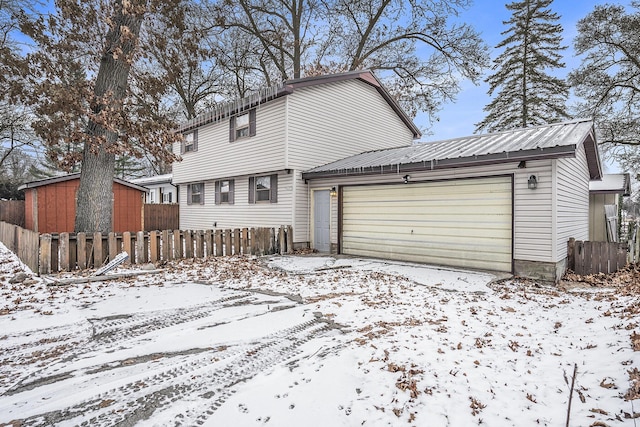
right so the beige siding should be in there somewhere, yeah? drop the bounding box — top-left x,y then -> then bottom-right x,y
555,144 -> 590,259
292,171 -> 309,243
286,80 -> 415,171
589,193 -> 617,241
341,177 -> 513,272
173,99 -> 288,185
178,172 -> 294,231
308,160 -> 555,263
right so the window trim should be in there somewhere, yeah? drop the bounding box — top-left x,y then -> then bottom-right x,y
248,174 -> 278,204
181,130 -> 198,154
215,179 -> 235,205
229,109 -> 256,142
187,182 -> 204,205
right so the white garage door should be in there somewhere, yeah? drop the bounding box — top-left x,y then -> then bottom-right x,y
342,176 -> 513,272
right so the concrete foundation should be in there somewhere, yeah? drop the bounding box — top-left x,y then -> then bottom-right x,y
514,259 -> 567,283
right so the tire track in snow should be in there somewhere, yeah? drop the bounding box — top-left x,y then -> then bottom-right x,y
1,292 -> 256,396
7,318 -> 332,426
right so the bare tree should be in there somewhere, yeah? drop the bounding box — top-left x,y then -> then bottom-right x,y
20,0 -> 184,232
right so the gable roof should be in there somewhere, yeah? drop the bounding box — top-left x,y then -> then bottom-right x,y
18,173 -> 148,192
303,119 -> 602,180
589,173 -> 631,195
179,70 -> 421,138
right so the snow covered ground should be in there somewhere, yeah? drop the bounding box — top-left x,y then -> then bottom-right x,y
0,243 -> 639,426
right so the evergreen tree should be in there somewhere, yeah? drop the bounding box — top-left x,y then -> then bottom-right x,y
476,0 -> 569,133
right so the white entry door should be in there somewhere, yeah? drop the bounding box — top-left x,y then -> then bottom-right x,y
313,190 -> 331,252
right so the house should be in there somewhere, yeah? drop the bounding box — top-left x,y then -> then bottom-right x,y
131,174 -> 177,204
18,174 -> 147,233
302,119 -> 603,282
172,70 -> 421,245
589,173 -> 631,242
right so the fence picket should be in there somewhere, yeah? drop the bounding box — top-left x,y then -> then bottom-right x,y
0,222 -> 292,275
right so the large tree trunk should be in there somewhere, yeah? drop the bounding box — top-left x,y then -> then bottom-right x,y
75,0 -> 145,233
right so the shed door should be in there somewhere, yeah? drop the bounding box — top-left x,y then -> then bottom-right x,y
341,176 -> 513,272
313,190 -> 331,252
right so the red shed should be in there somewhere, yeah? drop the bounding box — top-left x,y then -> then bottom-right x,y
19,174 -> 147,233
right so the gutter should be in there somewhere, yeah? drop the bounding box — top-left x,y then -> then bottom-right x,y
302,145 -> 577,180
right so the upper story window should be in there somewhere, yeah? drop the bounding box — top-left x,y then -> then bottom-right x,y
181,130 -> 198,153
187,182 -> 204,205
248,174 -> 278,204
215,179 -> 235,204
229,109 -> 256,142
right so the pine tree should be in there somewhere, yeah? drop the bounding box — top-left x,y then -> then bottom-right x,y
476,0 -> 569,133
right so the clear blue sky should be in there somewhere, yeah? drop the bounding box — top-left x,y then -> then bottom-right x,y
421,0 -> 621,143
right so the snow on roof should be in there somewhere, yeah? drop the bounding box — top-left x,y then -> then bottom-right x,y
130,173 -> 173,186
589,173 -> 631,195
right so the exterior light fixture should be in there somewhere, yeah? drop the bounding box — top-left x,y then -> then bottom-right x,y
403,175 -> 411,184
517,160 -> 526,169
330,186 -> 337,197
528,175 -> 538,190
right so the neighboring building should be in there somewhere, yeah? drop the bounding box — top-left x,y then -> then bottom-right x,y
589,173 -> 631,242
173,70 -> 421,245
131,174 -> 177,204
303,119 -> 603,281
18,174 -> 147,233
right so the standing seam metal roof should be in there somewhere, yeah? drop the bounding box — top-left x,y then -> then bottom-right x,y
303,119 -> 601,179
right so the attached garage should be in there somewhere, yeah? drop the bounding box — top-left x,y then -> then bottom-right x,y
341,176 -> 512,272
303,119 -> 604,281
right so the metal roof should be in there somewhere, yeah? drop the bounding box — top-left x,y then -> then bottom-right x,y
589,173 -> 631,195
303,119 -> 602,180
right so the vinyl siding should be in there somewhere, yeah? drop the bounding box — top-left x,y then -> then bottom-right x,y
307,160 -> 555,263
286,80 -> 415,171
173,98 -> 288,184
589,193 -> 617,241
555,144 -> 590,259
178,171 -> 294,233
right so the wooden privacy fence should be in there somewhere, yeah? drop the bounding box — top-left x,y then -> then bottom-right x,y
143,204 -> 179,231
567,238 -> 628,275
0,221 -> 293,275
0,200 -> 25,227
0,221 -> 39,272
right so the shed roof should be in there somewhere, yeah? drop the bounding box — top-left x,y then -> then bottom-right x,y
18,173 -> 148,192
178,70 -> 421,138
130,173 -> 173,186
589,173 -> 631,195
303,119 -> 602,180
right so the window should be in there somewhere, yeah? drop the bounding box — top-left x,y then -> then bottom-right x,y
162,192 -> 172,203
248,174 -> 278,204
187,183 -> 204,205
181,130 -> 198,153
215,179 -> 235,204
229,109 -> 256,142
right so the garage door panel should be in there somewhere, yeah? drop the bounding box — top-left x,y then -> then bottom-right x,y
342,177 -> 513,272
342,222 -> 512,240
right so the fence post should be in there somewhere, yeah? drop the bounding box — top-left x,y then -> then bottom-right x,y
184,230 -> 193,258
162,230 -> 171,260
242,228 -> 249,255
215,229 -> 223,256
77,232 -> 87,270
136,231 -> 147,264
93,232 -> 103,268
567,238 -> 575,271
286,225 -> 294,254
59,232 -> 70,271
224,229 -> 232,256
122,232 -> 132,265
149,230 -> 159,262
233,229 -> 240,256
195,230 -> 204,258
39,234 -> 52,275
